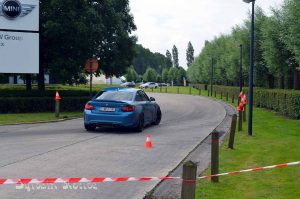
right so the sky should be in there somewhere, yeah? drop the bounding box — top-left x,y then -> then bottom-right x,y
129,0 -> 284,68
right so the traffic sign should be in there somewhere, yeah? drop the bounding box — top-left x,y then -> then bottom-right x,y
84,58 -> 98,73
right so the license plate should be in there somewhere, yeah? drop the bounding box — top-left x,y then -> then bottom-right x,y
100,107 -> 115,112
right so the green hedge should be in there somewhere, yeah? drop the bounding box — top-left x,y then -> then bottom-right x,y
192,84 -> 300,119
0,89 -> 99,98
0,97 -> 90,113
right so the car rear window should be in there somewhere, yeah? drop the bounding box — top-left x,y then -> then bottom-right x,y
96,91 -> 133,101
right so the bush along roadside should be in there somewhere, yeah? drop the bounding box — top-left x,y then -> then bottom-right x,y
192,84 -> 300,119
0,97 -> 90,113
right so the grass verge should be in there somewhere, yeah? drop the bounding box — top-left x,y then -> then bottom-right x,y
0,112 -> 82,125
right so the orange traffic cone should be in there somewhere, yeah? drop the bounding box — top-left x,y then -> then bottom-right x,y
145,134 -> 153,148
55,91 -> 61,101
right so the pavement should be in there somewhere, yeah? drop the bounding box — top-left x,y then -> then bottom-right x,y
0,93 -> 226,199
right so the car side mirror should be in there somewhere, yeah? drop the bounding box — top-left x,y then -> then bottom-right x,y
150,97 -> 155,101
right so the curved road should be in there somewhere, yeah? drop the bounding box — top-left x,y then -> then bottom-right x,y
0,93 -> 225,199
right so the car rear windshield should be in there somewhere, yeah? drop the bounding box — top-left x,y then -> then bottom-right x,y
96,91 -> 133,101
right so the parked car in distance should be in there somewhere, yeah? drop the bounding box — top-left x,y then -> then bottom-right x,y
84,88 -> 162,132
139,82 -> 159,89
120,81 -> 135,88
158,83 -> 169,87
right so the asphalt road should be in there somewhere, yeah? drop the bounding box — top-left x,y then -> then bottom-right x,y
0,93 -> 226,199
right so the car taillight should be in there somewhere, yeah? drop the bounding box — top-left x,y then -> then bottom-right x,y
121,105 -> 135,112
85,103 -> 94,110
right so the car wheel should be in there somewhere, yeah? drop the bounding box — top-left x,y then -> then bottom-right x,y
145,86 -> 148,89
153,108 -> 161,125
85,124 -> 96,131
134,114 -> 144,132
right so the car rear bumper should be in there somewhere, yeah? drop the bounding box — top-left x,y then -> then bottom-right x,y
84,110 -> 137,127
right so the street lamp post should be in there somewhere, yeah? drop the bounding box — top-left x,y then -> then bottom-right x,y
210,57 -> 214,96
243,0 -> 255,136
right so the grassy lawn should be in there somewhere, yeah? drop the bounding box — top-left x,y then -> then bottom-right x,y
195,108 -> 300,198
0,112 -> 82,125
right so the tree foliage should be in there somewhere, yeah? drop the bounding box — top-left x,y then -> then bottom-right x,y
125,66 -> 138,82
40,0 -> 136,86
143,67 -> 158,82
188,1 -> 300,90
132,44 -> 172,75
172,45 -> 179,67
186,41 -> 195,67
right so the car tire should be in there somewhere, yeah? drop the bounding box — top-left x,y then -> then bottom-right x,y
134,114 -> 144,132
85,124 -> 96,131
153,108 -> 161,125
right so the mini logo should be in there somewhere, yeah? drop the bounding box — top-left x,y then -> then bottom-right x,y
0,0 -> 35,20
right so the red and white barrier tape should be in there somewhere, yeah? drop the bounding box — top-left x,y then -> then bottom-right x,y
0,161 -> 299,185
198,161 -> 300,179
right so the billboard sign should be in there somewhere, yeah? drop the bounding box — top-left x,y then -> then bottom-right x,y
0,31 -> 39,73
0,0 -> 39,31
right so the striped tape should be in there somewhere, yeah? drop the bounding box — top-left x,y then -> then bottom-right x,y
198,161 -> 300,179
0,161 -> 299,185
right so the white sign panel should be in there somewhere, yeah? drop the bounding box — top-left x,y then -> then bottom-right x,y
0,31 -> 39,73
0,0 -> 39,31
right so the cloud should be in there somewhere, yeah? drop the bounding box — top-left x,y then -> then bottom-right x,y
130,0 -> 284,68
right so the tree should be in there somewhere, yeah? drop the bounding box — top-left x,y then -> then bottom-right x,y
162,68 -> 169,83
143,67 -> 157,82
186,41 -> 194,67
172,45 -> 179,67
125,66 -> 138,82
281,0 -> 300,89
166,50 -> 172,67
39,0 -> 136,90
174,67 -> 186,85
132,44 -> 171,75
168,67 -> 177,84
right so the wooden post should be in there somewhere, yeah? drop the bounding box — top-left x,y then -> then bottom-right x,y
55,101 -> 60,118
199,89 -> 201,96
189,87 -> 192,95
228,114 -> 237,149
226,92 -> 228,101
214,91 -> 216,98
181,161 -> 197,199
177,87 -> 179,94
208,90 -> 210,96
221,92 -> 223,99
232,95 -> 234,104
243,105 -> 246,122
165,87 -> 167,93
160,87 -> 162,93
238,110 -> 242,131
151,88 -> 154,92
211,131 -> 219,183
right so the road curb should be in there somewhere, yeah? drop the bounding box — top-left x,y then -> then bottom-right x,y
146,97 -> 236,199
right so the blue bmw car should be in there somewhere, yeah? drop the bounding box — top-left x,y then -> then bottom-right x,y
84,88 -> 161,132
